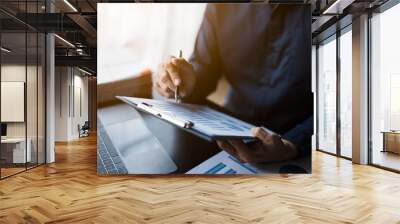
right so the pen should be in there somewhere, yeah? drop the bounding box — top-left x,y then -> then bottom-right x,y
175,50 -> 183,103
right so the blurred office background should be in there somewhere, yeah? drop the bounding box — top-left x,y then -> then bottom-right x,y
314,1 -> 400,171
97,4 -> 205,84
0,0 -> 97,179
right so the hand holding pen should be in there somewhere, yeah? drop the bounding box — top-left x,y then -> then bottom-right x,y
155,49 -> 197,101
174,50 -> 183,103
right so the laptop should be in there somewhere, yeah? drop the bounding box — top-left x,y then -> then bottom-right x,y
97,104 -> 177,174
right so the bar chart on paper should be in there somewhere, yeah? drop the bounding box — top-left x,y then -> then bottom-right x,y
186,151 -> 258,174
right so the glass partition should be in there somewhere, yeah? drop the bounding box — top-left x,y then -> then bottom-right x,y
1,31 -> 28,177
0,1 -> 46,179
38,32 -> 45,165
26,0 -> 45,169
27,31 -> 38,169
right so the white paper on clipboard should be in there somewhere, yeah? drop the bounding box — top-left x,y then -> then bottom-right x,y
117,96 -> 256,139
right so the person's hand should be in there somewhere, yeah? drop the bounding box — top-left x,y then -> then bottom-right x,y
216,127 -> 298,163
155,56 -> 197,99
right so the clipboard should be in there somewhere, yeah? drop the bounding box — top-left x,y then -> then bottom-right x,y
116,96 -> 256,142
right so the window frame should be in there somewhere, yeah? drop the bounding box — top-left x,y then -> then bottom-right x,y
315,22 -> 353,161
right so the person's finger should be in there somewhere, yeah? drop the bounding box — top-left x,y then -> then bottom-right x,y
165,60 -> 181,87
157,76 -> 171,92
155,82 -> 173,98
216,140 -> 236,156
155,82 -> 167,97
251,127 -> 274,145
159,65 -> 176,91
228,140 -> 255,163
154,83 -> 165,97
157,64 -> 173,85
171,57 -> 191,68
171,58 -> 194,97
216,140 -> 243,162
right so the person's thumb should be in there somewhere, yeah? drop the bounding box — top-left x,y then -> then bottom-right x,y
251,127 -> 278,145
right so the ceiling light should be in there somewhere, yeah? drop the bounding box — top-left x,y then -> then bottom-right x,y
323,0 -> 354,15
54,34 -> 75,48
78,67 -> 93,76
63,0 -> 78,12
1,47 -> 11,53
76,48 -> 86,56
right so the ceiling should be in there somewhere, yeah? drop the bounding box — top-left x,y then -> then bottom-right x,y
0,0 -> 391,75
0,0 -> 100,73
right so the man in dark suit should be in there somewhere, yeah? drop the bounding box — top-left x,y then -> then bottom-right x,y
155,4 -> 312,163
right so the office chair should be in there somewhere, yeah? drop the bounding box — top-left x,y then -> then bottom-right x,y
79,121 -> 90,138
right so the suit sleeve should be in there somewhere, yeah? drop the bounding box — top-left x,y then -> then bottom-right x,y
282,116 -> 313,158
186,5 -> 222,103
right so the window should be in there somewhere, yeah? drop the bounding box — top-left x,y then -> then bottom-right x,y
317,36 -> 337,154
370,2 -> 400,171
316,25 -> 353,159
339,28 -> 352,158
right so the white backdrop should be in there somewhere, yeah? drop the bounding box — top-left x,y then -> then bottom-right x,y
97,3 -> 206,84
1,82 -> 25,122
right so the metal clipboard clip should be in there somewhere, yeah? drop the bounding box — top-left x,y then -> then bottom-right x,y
137,102 -> 194,129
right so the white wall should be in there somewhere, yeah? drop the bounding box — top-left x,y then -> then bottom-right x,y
55,67 -> 69,141
1,63 -> 46,164
75,73 -> 89,123
1,65 -> 26,141
54,67 -> 89,141
1,82 -> 25,122
1,65 -> 35,138
71,74 -> 89,138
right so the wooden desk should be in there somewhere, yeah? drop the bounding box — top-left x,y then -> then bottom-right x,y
1,138 -> 31,164
382,131 -> 400,154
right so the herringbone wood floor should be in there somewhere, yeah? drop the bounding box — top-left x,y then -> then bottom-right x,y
1,135 -> 400,224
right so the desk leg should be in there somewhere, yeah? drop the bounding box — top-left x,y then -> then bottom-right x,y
382,133 -> 386,153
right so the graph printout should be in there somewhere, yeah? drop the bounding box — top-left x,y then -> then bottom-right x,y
186,151 -> 258,174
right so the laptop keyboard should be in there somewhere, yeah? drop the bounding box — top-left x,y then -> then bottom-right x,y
97,121 -> 128,175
